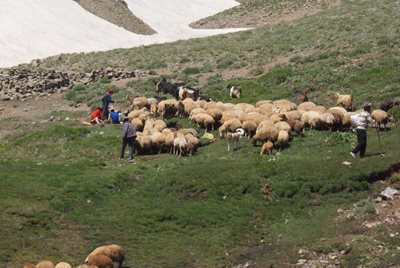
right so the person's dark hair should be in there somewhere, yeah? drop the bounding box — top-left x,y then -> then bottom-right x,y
123,117 -> 129,122
363,102 -> 372,111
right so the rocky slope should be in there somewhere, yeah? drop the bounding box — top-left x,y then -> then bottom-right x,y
73,0 -> 155,35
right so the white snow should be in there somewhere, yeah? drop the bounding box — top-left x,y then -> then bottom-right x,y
0,0 -> 248,68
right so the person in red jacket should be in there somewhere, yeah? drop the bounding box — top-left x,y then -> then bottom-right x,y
90,107 -> 103,124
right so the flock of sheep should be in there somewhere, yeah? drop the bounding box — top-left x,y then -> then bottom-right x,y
124,91 -> 389,156
23,245 -> 125,268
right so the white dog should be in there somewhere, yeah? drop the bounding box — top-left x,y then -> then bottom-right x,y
226,128 -> 245,151
229,86 -> 242,98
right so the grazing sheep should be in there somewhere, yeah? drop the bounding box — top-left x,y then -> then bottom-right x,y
257,120 -> 275,131
85,245 -> 125,268
371,109 -> 388,130
240,112 -> 267,125
301,111 -> 322,129
280,114 -> 304,135
165,132 -> 177,154
226,128 -> 245,151
178,128 -> 198,137
281,110 -> 302,121
86,255 -> 113,268
23,263 -> 36,268
229,86 -> 242,98
273,99 -> 297,112
135,134 -> 152,154
173,137 -> 188,156
157,99 -> 178,118
130,96 -> 148,110
256,100 -> 273,107
191,113 -> 215,131
252,126 -> 279,146
130,118 -> 144,131
55,262 -> 72,268
275,130 -> 290,151
242,120 -> 257,138
153,119 -> 167,132
274,121 -> 291,133
260,141 -> 274,155
189,107 -> 206,119
334,92 -> 353,111
206,107 -> 223,123
313,105 -> 327,114
218,118 -> 242,137
298,101 -> 317,111
269,114 -> 282,124
150,131 -> 166,154
320,112 -> 335,130
186,136 -> 200,156
36,261 -> 54,268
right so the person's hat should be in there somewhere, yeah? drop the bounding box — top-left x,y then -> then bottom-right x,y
108,88 -> 114,94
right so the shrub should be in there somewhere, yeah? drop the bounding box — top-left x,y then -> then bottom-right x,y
182,67 -> 201,75
100,76 -> 110,83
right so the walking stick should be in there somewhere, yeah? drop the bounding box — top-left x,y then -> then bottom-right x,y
375,127 -> 385,157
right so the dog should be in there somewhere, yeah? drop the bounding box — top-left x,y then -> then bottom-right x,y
226,128 -> 245,151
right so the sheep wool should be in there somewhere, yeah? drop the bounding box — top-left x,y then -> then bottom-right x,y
371,109 -> 388,130
23,263 -> 36,268
86,245 -> 125,268
54,262 -> 72,268
36,261 -> 54,268
260,141 -> 274,155
87,255 -> 113,268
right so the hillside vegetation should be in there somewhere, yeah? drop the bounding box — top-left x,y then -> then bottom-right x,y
2,0 -> 400,267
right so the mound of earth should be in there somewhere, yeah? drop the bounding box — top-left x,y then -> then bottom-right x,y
74,0 -> 155,35
190,0 -> 341,29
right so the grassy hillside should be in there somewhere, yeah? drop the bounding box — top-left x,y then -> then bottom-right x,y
2,0 -> 400,267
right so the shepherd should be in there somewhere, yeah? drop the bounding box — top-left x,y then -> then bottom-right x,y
101,88 -> 114,120
350,102 -> 375,158
120,117 -> 137,161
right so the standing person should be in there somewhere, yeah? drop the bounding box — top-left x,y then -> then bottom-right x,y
350,102 -> 375,158
101,88 -> 114,120
120,117 -> 137,161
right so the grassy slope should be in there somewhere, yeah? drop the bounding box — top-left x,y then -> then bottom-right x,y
1,0 -> 400,267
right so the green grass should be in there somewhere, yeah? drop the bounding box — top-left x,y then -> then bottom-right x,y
3,0 -> 400,266
1,116 -> 399,266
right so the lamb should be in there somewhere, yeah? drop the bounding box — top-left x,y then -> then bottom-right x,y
85,244 -> 125,268
252,126 -> 279,146
54,262 -> 72,268
86,255 -> 113,268
242,120 -> 257,138
226,128 -> 245,151
173,137 -> 188,156
186,135 -> 200,156
334,92 -> 353,111
218,118 -> 242,137
36,261 -> 55,268
260,141 -> 274,155
371,109 -> 388,130
275,130 -> 290,151
229,86 -> 242,98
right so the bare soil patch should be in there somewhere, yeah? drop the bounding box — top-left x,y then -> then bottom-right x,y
73,0 -> 155,35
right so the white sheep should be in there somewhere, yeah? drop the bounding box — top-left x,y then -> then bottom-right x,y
252,126 -> 279,146
173,137 -> 188,156
54,262 -> 71,268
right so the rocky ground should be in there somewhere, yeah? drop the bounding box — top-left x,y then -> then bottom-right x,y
0,67 -> 142,101
73,0 -> 155,35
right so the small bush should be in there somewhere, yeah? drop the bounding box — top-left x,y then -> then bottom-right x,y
354,199 -> 376,215
182,67 -> 201,75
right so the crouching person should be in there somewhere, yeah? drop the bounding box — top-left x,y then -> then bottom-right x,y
121,117 -> 137,161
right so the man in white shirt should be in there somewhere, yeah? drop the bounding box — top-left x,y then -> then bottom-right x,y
350,103 -> 375,158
